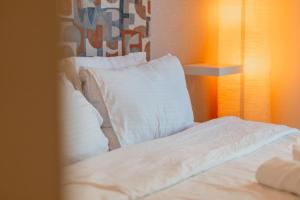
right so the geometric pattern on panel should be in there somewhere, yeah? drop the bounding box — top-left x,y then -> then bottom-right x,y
59,0 -> 151,60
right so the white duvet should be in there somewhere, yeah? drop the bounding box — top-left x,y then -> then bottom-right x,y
63,117 -> 300,200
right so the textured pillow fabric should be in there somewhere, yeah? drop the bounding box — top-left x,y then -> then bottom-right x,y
87,55 -> 194,147
79,69 -> 112,128
79,70 -> 121,150
60,75 -> 109,165
59,52 -> 147,91
78,53 -> 147,150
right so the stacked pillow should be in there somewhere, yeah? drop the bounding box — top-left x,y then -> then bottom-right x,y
59,53 -> 148,165
59,52 -> 147,91
75,53 -> 148,149
79,54 -> 194,148
59,74 -> 108,165
60,52 -> 194,158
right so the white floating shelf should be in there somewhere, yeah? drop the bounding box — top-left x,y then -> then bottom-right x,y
184,64 -> 242,76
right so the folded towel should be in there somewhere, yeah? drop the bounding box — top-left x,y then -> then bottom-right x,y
256,157 -> 300,196
293,145 -> 300,161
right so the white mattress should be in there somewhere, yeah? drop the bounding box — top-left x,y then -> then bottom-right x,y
63,117 -> 300,200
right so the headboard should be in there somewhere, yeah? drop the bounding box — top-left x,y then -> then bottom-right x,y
59,0 -> 151,60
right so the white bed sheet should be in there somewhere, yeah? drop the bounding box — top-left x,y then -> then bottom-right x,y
143,134 -> 300,200
63,117 -> 300,200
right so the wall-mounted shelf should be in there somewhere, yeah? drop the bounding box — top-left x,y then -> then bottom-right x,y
184,64 -> 242,76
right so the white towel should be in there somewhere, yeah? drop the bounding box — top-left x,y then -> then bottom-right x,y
256,157 -> 300,196
293,145 -> 300,161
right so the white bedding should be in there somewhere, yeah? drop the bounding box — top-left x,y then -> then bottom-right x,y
143,134 -> 300,200
63,117 -> 300,200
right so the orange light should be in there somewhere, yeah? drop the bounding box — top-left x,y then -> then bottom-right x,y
242,0 -> 271,121
217,0 -> 243,117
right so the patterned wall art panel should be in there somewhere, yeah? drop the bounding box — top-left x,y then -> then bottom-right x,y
58,0 -> 151,60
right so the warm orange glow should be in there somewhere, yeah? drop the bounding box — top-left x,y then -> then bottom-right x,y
204,0 -> 272,122
270,1 -> 300,128
218,0 -> 242,65
242,0 -> 271,122
219,3 -> 242,27
204,0 -> 300,125
217,0 -> 242,117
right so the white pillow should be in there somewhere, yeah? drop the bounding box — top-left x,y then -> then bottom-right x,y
86,55 -> 194,147
60,75 -> 109,165
59,52 -> 147,90
77,52 -> 146,70
78,53 -> 147,150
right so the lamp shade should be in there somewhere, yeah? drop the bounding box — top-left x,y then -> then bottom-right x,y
215,0 -> 271,122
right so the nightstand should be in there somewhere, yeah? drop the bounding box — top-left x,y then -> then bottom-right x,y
184,64 -> 242,122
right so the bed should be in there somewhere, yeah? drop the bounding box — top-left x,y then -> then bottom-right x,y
63,117 -> 300,200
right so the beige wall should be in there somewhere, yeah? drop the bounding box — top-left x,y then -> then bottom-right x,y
151,0 -> 206,64
271,1 -> 300,129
